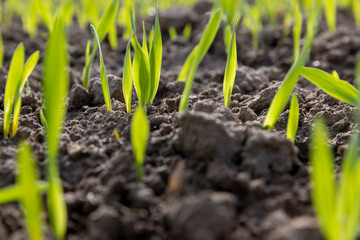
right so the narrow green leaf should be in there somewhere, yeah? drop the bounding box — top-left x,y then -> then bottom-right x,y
17,141 -> 44,240
263,43 -> 311,130
332,70 -> 340,79
179,9 -> 222,111
223,24 -> 232,55
182,23 -> 192,41
12,51 -> 40,137
123,39 -> 133,113
322,0 -> 336,33
310,118 -> 338,240
85,40 -> 91,61
90,24 -> 112,110
82,40 -> 97,89
149,28 -> 154,51
355,55 -> 360,89
39,108 -> 48,131
223,16 -> 239,107
96,0 -> 119,42
48,177 -> 67,240
337,132 -> 360,240
177,45 -> 198,82
82,0 -> 119,89
142,21 -> 148,55
301,67 -> 360,106
169,27 -> 178,41
132,33 -> 151,108
0,185 -> 20,204
43,16 -> 68,240
293,4 -> 302,61
286,94 -> 299,143
3,43 -> 25,137
108,23 -> 118,50
131,107 -> 149,181
149,4 -> 162,103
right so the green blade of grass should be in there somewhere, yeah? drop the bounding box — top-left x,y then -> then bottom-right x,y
0,185 -> 20,204
322,0 -> 336,33
131,107 -> 149,181
142,21 -> 148,55
12,50 -> 40,137
90,24 -> 112,110
17,141 -> 44,240
263,43 -> 311,130
355,55 -> 360,88
223,16 -> 239,107
149,27 -> 154,51
123,38 -> 133,113
301,67 -> 360,106
310,118 -> 338,240
337,132 -> 360,240
42,16 -> 68,240
108,23 -> 118,50
82,0 -> 119,89
177,45 -> 198,82
223,24 -> 232,55
179,9 -> 222,111
169,27 -> 177,41
149,1 -> 162,103
132,33 -> 151,108
182,23 -> 192,41
3,43 -> 25,137
96,0 -> 119,42
293,4 -> 302,61
286,94 -> 299,143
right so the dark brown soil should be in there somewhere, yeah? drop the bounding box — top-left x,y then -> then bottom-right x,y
0,2 -> 359,239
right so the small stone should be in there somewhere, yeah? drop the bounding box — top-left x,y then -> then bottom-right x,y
67,144 -> 83,158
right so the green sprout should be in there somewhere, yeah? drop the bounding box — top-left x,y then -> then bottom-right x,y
0,141 -> 48,240
178,9 -> 222,111
286,94 -> 299,143
3,43 -> 39,137
169,26 -> 178,41
131,30 -> 151,108
42,16 -> 69,240
118,0 -> 132,39
223,16 -> 239,107
123,38 -> 133,113
310,118 -> 360,240
322,0 -> 336,33
242,3 -> 262,51
90,24 -> 112,110
263,43 -> 311,130
148,0 -> 162,103
131,107 -> 150,181
293,3 -> 302,61
182,23 -> 192,41
301,67 -> 360,106
129,0 -> 162,108
82,0 -> 119,89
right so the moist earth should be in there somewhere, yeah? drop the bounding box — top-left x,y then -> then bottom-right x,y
0,1 -> 359,239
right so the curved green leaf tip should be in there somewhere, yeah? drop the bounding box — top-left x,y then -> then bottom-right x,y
90,24 -> 112,111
